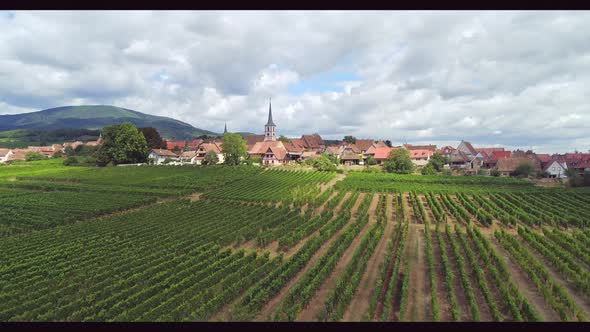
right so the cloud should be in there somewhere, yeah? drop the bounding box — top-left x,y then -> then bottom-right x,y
0,11 -> 588,153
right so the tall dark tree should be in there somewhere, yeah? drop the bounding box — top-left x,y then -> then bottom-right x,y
139,127 -> 166,149
343,135 -> 357,144
384,140 -> 392,147
96,122 -> 149,166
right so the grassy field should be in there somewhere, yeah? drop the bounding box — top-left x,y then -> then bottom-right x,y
1,162 -> 590,321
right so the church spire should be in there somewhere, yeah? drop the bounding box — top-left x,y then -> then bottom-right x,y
266,98 -> 276,127
224,122 -> 227,134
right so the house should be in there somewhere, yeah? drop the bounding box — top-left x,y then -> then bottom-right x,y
438,146 -> 456,159
165,140 -> 185,150
148,149 -> 179,165
355,139 -> 377,154
475,147 -> 505,157
0,149 -> 13,163
300,151 -> 319,161
542,160 -> 568,178
365,146 -> 393,164
63,141 -> 84,151
484,150 -> 511,168
249,141 -> 289,165
194,142 -> 224,165
179,151 -> 198,164
324,146 -> 341,159
341,152 -> 360,166
7,149 -> 27,161
243,134 -> 266,151
404,144 -> 437,152
496,157 -> 542,176
409,149 -> 433,167
26,146 -> 54,157
300,134 -> 325,152
283,141 -> 304,162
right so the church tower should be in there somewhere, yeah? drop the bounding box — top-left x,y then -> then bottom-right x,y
224,122 -> 228,134
264,99 -> 276,141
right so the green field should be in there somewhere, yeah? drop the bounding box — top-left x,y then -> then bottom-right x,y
1,163 -> 590,322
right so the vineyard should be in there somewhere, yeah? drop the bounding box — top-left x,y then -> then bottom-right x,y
1,165 -> 590,322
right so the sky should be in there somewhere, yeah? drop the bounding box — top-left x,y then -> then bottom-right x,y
0,11 -> 589,153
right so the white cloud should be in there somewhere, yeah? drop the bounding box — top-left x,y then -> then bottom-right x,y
0,11 -> 588,152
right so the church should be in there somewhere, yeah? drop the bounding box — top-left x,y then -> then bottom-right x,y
247,100 -> 304,165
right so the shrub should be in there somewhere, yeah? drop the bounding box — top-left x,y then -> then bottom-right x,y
490,169 -> 501,177
25,151 -> 45,161
421,164 -> 436,175
63,156 -> 79,166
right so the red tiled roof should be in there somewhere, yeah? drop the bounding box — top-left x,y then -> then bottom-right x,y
410,149 -> 433,159
7,149 -> 27,161
301,134 -> 324,149
341,152 -> 360,160
535,154 -> 552,163
197,143 -> 222,154
490,151 -> 511,160
0,148 -> 10,157
366,146 -> 393,160
165,141 -> 186,150
188,139 -> 203,149
476,148 -> 505,156
438,146 -> 456,155
343,144 -> 361,154
355,139 -> 375,152
460,141 -> 477,155
151,149 -> 179,157
404,144 -> 437,151
324,146 -> 340,155
249,141 -> 288,161
283,142 -> 304,153
291,139 -> 305,149
496,157 -> 541,173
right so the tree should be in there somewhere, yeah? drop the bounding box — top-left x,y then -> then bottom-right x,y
184,141 -> 191,152
203,150 -> 219,165
139,127 -> 166,149
52,150 -> 64,158
25,151 -> 45,161
366,156 -> 377,165
311,154 -> 337,172
565,168 -> 583,187
512,161 -> 535,178
383,148 -> 414,174
426,152 -> 449,172
490,169 -> 501,177
384,140 -> 392,147
95,122 -> 149,166
421,164 -> 436,175
278,135 -> 291,143
171,146 -> 182,154
221,133 -> 247,166
343,136 -> 356,144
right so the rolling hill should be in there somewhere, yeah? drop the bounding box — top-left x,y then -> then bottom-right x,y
0,105 -> 218,140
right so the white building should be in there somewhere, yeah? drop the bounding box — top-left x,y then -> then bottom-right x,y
543,160 -> 568,179
148,149 -> 180,165
0,149 -> 13,163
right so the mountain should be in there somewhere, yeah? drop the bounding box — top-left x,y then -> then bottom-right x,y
0,105 -> 218,140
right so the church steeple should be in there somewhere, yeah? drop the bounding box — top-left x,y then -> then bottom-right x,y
264,98 -> 276,141
224,122 -> 227,134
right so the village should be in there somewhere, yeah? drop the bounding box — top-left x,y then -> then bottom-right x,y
1,101 -> 589,181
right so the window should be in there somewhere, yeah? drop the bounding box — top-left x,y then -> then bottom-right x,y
552,167 -> 555,171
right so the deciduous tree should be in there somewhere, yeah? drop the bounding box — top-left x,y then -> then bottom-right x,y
96,122 -> 149,165
221,133 -> 247,166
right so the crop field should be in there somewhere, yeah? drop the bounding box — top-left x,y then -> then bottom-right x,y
1,164 -> 590,322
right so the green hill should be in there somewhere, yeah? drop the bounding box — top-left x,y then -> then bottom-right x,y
0,105 -> 218,140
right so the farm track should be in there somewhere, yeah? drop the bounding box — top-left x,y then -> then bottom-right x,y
444,229 -> 470,321
487,236 -> 561,321
518,237 -> 590,316
254,192 -> 365,321
459,233 -> 493,321
341,193 -> 395,321
405,224 -> 428,321
296,194 -> 379,321
430,231 -> 452,321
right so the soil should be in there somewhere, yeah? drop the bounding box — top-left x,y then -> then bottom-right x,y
296,194 -> 379,321
404,225 -> 428,321
459,238 -> 493,321
444,231 -> 471,321
519,238 -> 590,317
487,236 -> 561,321
254,192 -> 364,321
430,231 -> 452,321
341,194 -> 396,321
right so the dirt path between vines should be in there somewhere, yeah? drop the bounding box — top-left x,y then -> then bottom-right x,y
488,236 -> 561,321
341,194 -> 395,321
444,231 -> 471,321
405,224 -> 428,321
430,231 -> 452,321
296,193 -> 377,321
254,192 -> 364,321
320,173 -> 346,193
519,239 -> 590,317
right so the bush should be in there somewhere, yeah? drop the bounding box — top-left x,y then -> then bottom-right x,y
52,150 -> 64,158
25,151 -> 45,161
421,164 -> 436,175
366,156 -> 377,166
442,169 -> 453,176
63,156 -> 79,166
477,168 -> 487,176
490,169 -> 501,177
512,162 -> 535,178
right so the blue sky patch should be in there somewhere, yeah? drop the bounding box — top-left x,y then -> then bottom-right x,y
288,70 -> 361,95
